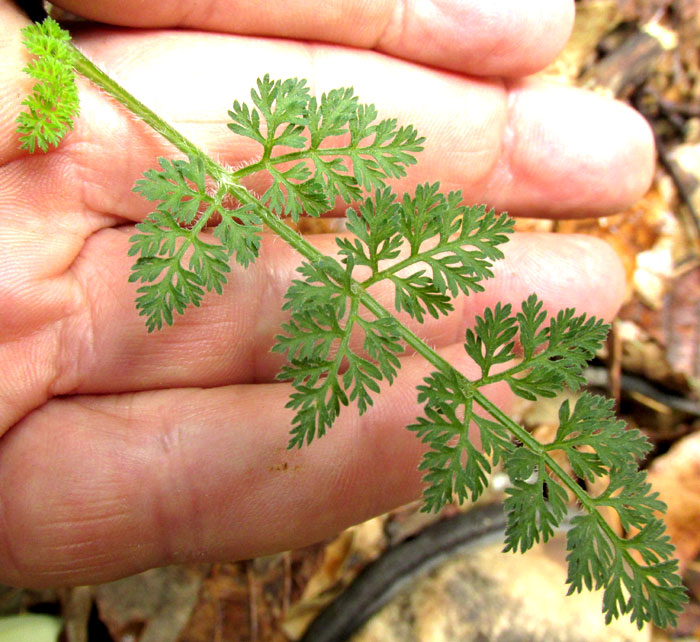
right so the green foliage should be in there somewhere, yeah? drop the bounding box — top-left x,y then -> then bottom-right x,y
128,155 -> 262,331
339,184 -> 514,322
17,18 -> 79,152
17,18 -> 688,629
465,294 -> 609,397
409,372 -> 496,510
548,394 -> 650,482
567,513 -> 683,628
272,184 -> 513,446
228,74 -> 424,220
503,457 -> 570,551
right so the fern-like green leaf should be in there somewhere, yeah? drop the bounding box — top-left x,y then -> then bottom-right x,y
16,52 -> 688,629
591,466 -> 667,532
128,155 -> 261,329
339,185 -> 513,323
503,465 -> 569,553
547,394 -> 651,481
280,258 -> 347,313
134,156 -> 208,223
17,18 -> 79,152
228,75 -> 309,151
467,294 -> 609,399
275,293 -> 401,447
356,316 -> 402,384
409,370 -> 497,511
464,303 -> 518,378
229,78 -> 424,218
567,513 -> 685,628
337,187 -> 403,271
264,165 -> 329,220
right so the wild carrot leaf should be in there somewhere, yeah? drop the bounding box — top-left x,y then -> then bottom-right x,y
503,465 -> 570,552
546,394 -> 650,481
16,25 -> 688,628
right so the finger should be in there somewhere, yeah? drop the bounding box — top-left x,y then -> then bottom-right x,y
0,2 -> 33,162
52,0 -> 574,77
0,343 -> 511,587
24,29 -> 653,220
49,230 -> 623,395
479,77 -> 656,217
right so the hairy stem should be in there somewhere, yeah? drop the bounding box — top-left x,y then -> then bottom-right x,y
70,45 -> 215,174
70,44 -> 329,262
69,43 -> 641,558
69,42 -> 476,389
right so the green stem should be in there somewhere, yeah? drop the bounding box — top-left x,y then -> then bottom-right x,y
477,392 -> 626,557
70,45 -> 220,178
69,43 -> 326,266
231,145 -> 398,179
69,45 -> 624,554
71,43 -> 546,453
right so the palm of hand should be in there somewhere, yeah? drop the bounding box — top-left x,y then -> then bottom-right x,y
0,0 -> 652,588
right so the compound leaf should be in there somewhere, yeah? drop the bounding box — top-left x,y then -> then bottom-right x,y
17,18 -> 79,152
129,156 -> 261,329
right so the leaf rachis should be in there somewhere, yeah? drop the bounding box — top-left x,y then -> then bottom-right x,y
16,17 -> 688,629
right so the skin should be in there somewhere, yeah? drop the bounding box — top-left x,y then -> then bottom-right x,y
0,0 -> 652,588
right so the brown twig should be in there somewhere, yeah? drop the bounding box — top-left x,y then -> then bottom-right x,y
632,89 -> 700,247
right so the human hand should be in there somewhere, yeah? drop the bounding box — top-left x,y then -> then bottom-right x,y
0,0 -> 653,587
